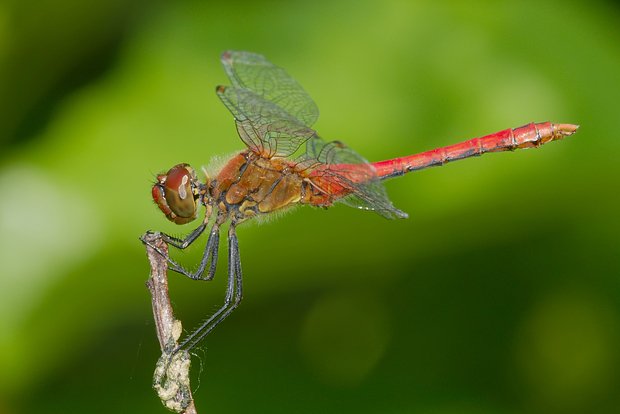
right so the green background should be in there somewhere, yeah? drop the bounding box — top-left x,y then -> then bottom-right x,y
1,0 -> 618,413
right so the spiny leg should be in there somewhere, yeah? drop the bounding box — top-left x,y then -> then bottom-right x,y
142,224 -> 219,281
174,223 -> 243,353
160,223 -> 207,249
168,225 -> 221,281
141,223 -> 206,271
142,206 -> 226,280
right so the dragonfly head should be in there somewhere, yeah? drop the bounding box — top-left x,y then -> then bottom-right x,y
152,163 -> 200,225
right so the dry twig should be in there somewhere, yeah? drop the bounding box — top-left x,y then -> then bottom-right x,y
143,231 -> 198,414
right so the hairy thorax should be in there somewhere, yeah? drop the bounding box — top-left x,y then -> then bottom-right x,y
210,151 -> 307,221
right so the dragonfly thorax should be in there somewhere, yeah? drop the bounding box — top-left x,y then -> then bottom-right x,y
207,151 -> 306,223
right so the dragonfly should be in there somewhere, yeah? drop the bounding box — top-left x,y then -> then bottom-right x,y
146,50 -> 578,353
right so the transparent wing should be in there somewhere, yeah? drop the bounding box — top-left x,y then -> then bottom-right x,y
217,51 -> 321,158
217,85 -> 318,158
304,137 -> 408,219
221,51 -> 319,125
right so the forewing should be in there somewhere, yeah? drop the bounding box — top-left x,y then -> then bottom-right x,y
220,51 -> 319,127
217,86 -> 318,158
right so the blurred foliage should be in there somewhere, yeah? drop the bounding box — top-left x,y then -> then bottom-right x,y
0,0 -> 619,413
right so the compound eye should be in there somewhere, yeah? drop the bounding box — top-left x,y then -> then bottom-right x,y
152,164 -> 198,224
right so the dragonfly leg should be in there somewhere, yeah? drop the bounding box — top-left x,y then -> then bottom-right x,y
159,223 -> 207,249
158,204 -> 215,249
174,223 -> 243,352
167,226 -> 220,281
142,213 -> 223,280
140,223 -> 206,267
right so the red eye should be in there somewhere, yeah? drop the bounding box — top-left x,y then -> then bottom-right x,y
152,164 -> 198,224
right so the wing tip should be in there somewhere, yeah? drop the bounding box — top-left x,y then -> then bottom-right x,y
221,50 -> 233,62
397,211 -> 409,219
388,209 -> 409,220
